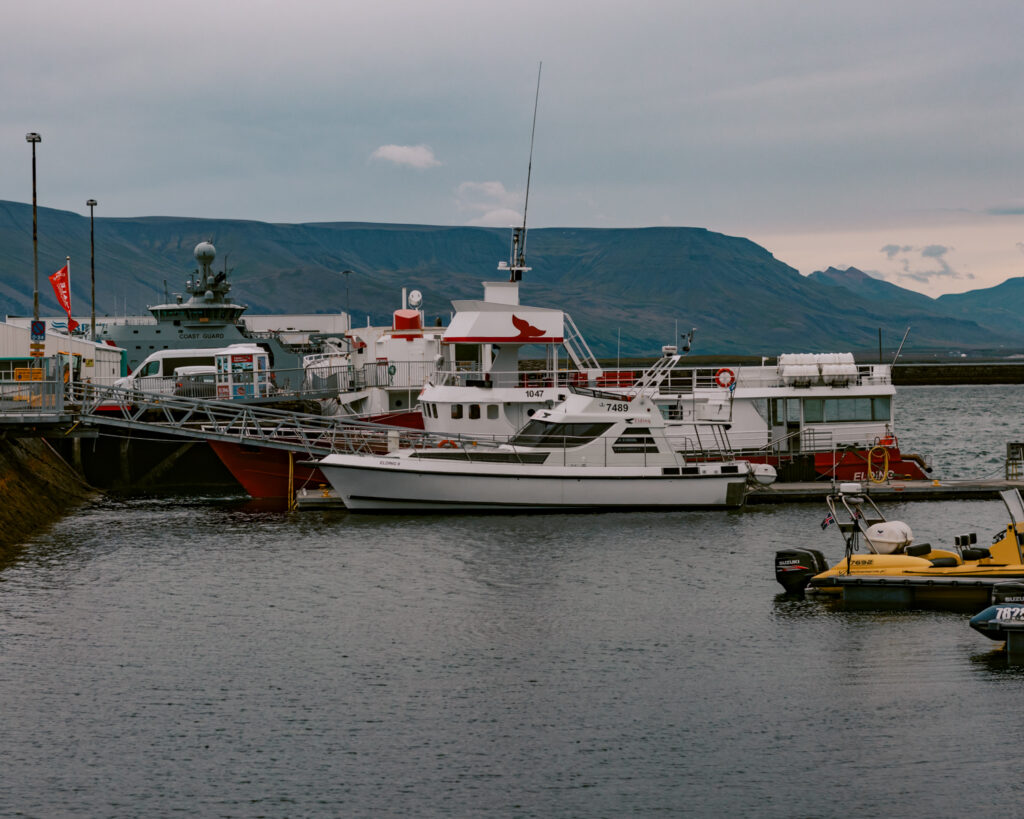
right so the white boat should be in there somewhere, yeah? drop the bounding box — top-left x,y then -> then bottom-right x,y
307,287 -> 445,425
416,245 -> 929,482
315,388 -> 775,512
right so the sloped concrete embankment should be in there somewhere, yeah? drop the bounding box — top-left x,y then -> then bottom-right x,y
0,437 -> 97,560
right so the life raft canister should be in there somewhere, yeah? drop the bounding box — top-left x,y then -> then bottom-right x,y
715,367 -> 736,388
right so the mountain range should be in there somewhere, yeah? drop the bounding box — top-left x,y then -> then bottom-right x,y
1,199 -> 1021,358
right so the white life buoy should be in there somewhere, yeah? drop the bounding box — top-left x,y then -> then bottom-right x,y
715,368 -> 736,389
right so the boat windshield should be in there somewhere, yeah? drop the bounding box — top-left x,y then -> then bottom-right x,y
510,421 -> 613,448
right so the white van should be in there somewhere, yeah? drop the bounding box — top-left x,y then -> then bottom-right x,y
115,344 -> 266,394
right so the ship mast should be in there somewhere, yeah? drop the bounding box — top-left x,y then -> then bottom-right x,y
501,62 -> 541,283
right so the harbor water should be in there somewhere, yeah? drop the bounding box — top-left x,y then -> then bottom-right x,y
3,385 -> 1024,817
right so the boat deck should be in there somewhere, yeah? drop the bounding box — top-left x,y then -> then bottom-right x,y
748,479 -> 1024,504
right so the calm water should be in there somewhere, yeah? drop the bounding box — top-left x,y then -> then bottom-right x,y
2,385 -> 1024,818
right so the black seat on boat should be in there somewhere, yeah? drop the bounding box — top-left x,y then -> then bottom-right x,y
929,558 -> 959,567
962,547 -> 991,560
904,543 -> 931,557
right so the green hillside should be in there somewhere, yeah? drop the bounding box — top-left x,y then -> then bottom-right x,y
1,200 -> 1020,357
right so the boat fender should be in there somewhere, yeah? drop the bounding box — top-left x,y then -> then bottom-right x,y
715,368 -> 735,388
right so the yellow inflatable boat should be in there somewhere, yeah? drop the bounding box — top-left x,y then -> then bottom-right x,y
775,483 -> 1024,605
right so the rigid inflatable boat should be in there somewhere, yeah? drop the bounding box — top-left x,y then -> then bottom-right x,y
775,484 -> 1024,606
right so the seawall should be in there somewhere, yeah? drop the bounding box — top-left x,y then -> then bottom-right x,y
892,362 -> 1024,385
0,437 -> 97,562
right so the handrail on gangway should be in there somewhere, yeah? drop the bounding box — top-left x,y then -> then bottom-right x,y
66,382 -> 426,457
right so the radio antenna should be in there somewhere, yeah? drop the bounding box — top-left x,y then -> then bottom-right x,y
503,62 -> 542,282
520,62 -> 542,263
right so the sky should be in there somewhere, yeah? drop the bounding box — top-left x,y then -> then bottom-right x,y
3,0 -> 1023,297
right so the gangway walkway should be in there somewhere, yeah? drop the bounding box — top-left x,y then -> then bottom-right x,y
66,382 -> 426,458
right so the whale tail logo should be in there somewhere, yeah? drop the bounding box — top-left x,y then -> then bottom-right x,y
511,314 -> 545,340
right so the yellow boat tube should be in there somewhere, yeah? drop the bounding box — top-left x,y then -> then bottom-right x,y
775,484 -> 1024,600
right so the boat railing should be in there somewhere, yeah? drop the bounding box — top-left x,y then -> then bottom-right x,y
728,426 -> 900,478
96,317 -> 158,328
434,366 -> 593,389
415,425 -> 736,468
649,362 -> 893,394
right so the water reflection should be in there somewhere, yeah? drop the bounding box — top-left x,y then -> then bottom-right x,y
8,478 -> 1024,814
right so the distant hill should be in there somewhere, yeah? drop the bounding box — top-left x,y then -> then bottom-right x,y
938,277 -> 1024,331
1,200 -> 1021,357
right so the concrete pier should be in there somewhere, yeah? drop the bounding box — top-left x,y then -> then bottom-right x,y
748,479 -> 1024,504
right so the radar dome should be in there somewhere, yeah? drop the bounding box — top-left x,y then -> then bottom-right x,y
194,242 -> 216,264
408,289 -> 423,308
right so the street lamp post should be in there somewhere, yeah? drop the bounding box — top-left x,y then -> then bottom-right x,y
26,132 -> 41,323
342,269 -> 353,332
87,199 -> 97,341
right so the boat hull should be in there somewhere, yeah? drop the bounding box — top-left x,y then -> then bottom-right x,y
809,573 -> 1024,607
318,454 -> 750,512
739,446 -> 928,482
208,440 -> 328,499
207,412 -> 424,499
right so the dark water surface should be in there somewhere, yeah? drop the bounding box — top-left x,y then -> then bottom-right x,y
3,385 -> 1024,817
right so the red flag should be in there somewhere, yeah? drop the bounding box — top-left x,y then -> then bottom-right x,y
48,264 -> 79,332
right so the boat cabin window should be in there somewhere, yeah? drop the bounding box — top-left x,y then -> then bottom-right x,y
803,396 -> 890,423
487,405 -> 499,420
453,344 -> 480,371
451,404 -> 463,419
772,398 -> 801,424
612,428 -> 659,454
469,404 -> 481,420
511,421 -> 613,448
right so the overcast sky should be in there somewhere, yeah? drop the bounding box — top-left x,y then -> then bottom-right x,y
3,0 -> 1022,296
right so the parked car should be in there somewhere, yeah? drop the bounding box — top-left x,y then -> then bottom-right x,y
172,365 -> 218,398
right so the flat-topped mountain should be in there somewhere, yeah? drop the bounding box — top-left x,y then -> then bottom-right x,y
0,200 -> 1019,357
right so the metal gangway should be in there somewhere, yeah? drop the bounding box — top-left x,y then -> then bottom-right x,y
66,382 -> 427,458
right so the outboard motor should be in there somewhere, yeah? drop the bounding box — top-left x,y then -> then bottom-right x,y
775,549 -> 829,594
969,581 -> 1024,641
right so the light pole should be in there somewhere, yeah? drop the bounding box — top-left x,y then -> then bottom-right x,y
26,132 -> 41,323
342,269 -> 353,332
87,199 -> 97,341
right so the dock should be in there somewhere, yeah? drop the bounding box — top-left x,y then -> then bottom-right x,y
748,479 -> 1024,504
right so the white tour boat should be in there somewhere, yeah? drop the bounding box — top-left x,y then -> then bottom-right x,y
415,232 -> 928,483
314,387 -> 775,512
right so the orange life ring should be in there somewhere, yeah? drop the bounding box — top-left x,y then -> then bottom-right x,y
438,439 -> 456,448
715,368 -> 736,388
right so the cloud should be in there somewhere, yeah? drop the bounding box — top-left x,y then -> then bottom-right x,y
986,204 -> 1024,215
877,243 -> 975,284
369,144 -> 440,169
881,244 -> 913,260
455,181 -> 523,227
